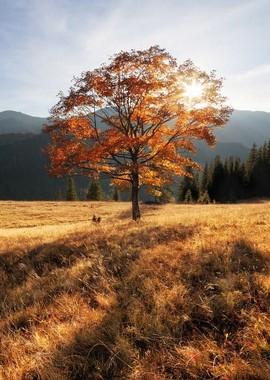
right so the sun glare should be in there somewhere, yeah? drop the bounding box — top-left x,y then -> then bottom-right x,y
184,81 -> 203,99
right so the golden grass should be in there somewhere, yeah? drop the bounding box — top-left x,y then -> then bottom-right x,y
0,200 -> 270,379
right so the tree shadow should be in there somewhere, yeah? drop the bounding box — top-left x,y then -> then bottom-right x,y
230,239 -> 267,274
45,238 -> 269,379
117,204 -> 162,220
2,228 -> 269,380
178,239 -> 269,342
0,223 -> 195,379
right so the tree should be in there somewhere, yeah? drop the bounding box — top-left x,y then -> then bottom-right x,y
208,156 -> 226,202
45,46 -> 231,220
112,186 -> 120,201
184,189 -> 193,204
86,180 -> 103,201
178,179 -> 186,203
198,190 -> 211,204
200,163 -> 209,194
246,143 -> 258,180
66,177 -> 77,201
178,167 -> 199,202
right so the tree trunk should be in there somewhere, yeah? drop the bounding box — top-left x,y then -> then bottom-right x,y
131,173 -> 141,221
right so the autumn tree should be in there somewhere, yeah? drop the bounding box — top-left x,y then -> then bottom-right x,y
45,46 -> 231,220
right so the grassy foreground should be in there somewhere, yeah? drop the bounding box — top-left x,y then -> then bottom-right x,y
0,201 -> 270,380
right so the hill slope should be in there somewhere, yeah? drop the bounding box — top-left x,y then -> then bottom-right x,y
0,109 -> 269,200
0,109 -> 269,146
0,110 -> 47,134
216,110 -> 270,146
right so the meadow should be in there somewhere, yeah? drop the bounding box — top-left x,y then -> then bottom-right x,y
0,201 -> 270,379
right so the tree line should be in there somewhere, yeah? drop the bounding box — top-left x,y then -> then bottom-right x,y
65,139 -> 270,203
65,177 -> 120,201
178,139 -> 270,203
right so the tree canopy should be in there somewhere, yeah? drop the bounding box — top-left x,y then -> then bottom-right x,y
45,46 -> 231,219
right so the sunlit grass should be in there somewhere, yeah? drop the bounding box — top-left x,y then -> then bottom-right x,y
0,200 -> 269,379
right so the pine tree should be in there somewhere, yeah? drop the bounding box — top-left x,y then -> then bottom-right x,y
198,190 -> 211,204
86,180 -> 103,201
266,140 -> 270,196
178,180 -> 186,202
112,186 -> 120,201
66,177 -> 77,201
201,164 -> 209,192
178,168 -> 199,203
246,143 -> 258,178
184,189 -> 193,204
262,142 -> 268,162
208,156 -> 226,202
267,140 -> 270,165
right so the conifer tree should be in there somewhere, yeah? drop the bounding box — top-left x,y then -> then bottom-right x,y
86,180 -> 103,201
178,180 -> 186,202
112,186 -> 120,201
198,190 -> 211,204
188,139 -> 270,203
267,140 -> 270,165
208,156 -> 226,202
184,189 -> 193,204
262,142 -> 268,162
178,168 -> 199,202
246,143 -> 258,178
199,163 -> 209,195
66,177 -> 77,201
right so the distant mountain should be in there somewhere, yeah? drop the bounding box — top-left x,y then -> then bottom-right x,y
0,109 -> 269,147
0,134 -> 63,200
195,141 -> 249,162
0,133 -> 107,200
0,110 -> 47,134
0,109 -> 269,200
216,110 -> 270,147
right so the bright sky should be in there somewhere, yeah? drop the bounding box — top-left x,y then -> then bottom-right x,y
0,0 -> 269,116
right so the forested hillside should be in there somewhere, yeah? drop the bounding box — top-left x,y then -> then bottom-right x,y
0,109 -> 269,200
178,140 -> 270,203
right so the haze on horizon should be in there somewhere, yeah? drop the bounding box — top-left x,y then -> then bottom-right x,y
0,0 -> 270,117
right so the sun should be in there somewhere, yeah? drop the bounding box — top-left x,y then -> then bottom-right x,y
184,80 -> 203,99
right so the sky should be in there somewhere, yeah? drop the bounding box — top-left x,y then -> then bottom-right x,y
0,0 -> 270,116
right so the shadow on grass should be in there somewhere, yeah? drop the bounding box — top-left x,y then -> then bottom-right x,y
47,239 -> 269,380
117,204 -> 162,220
45,240 -> 268,380
1,228 -> 269,380
0,223 -> 194,336
0,226 -> 193,380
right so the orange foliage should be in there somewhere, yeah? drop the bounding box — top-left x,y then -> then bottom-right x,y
45,46 -> 231,215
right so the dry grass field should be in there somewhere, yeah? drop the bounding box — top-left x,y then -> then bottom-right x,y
0,201 -> 270,379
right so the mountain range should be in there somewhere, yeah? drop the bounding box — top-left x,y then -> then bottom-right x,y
0,110 -> 47,134
0,109 -> 269,200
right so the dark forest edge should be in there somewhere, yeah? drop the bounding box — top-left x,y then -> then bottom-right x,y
63,139 -> 270,204
178,139 -> 270,204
